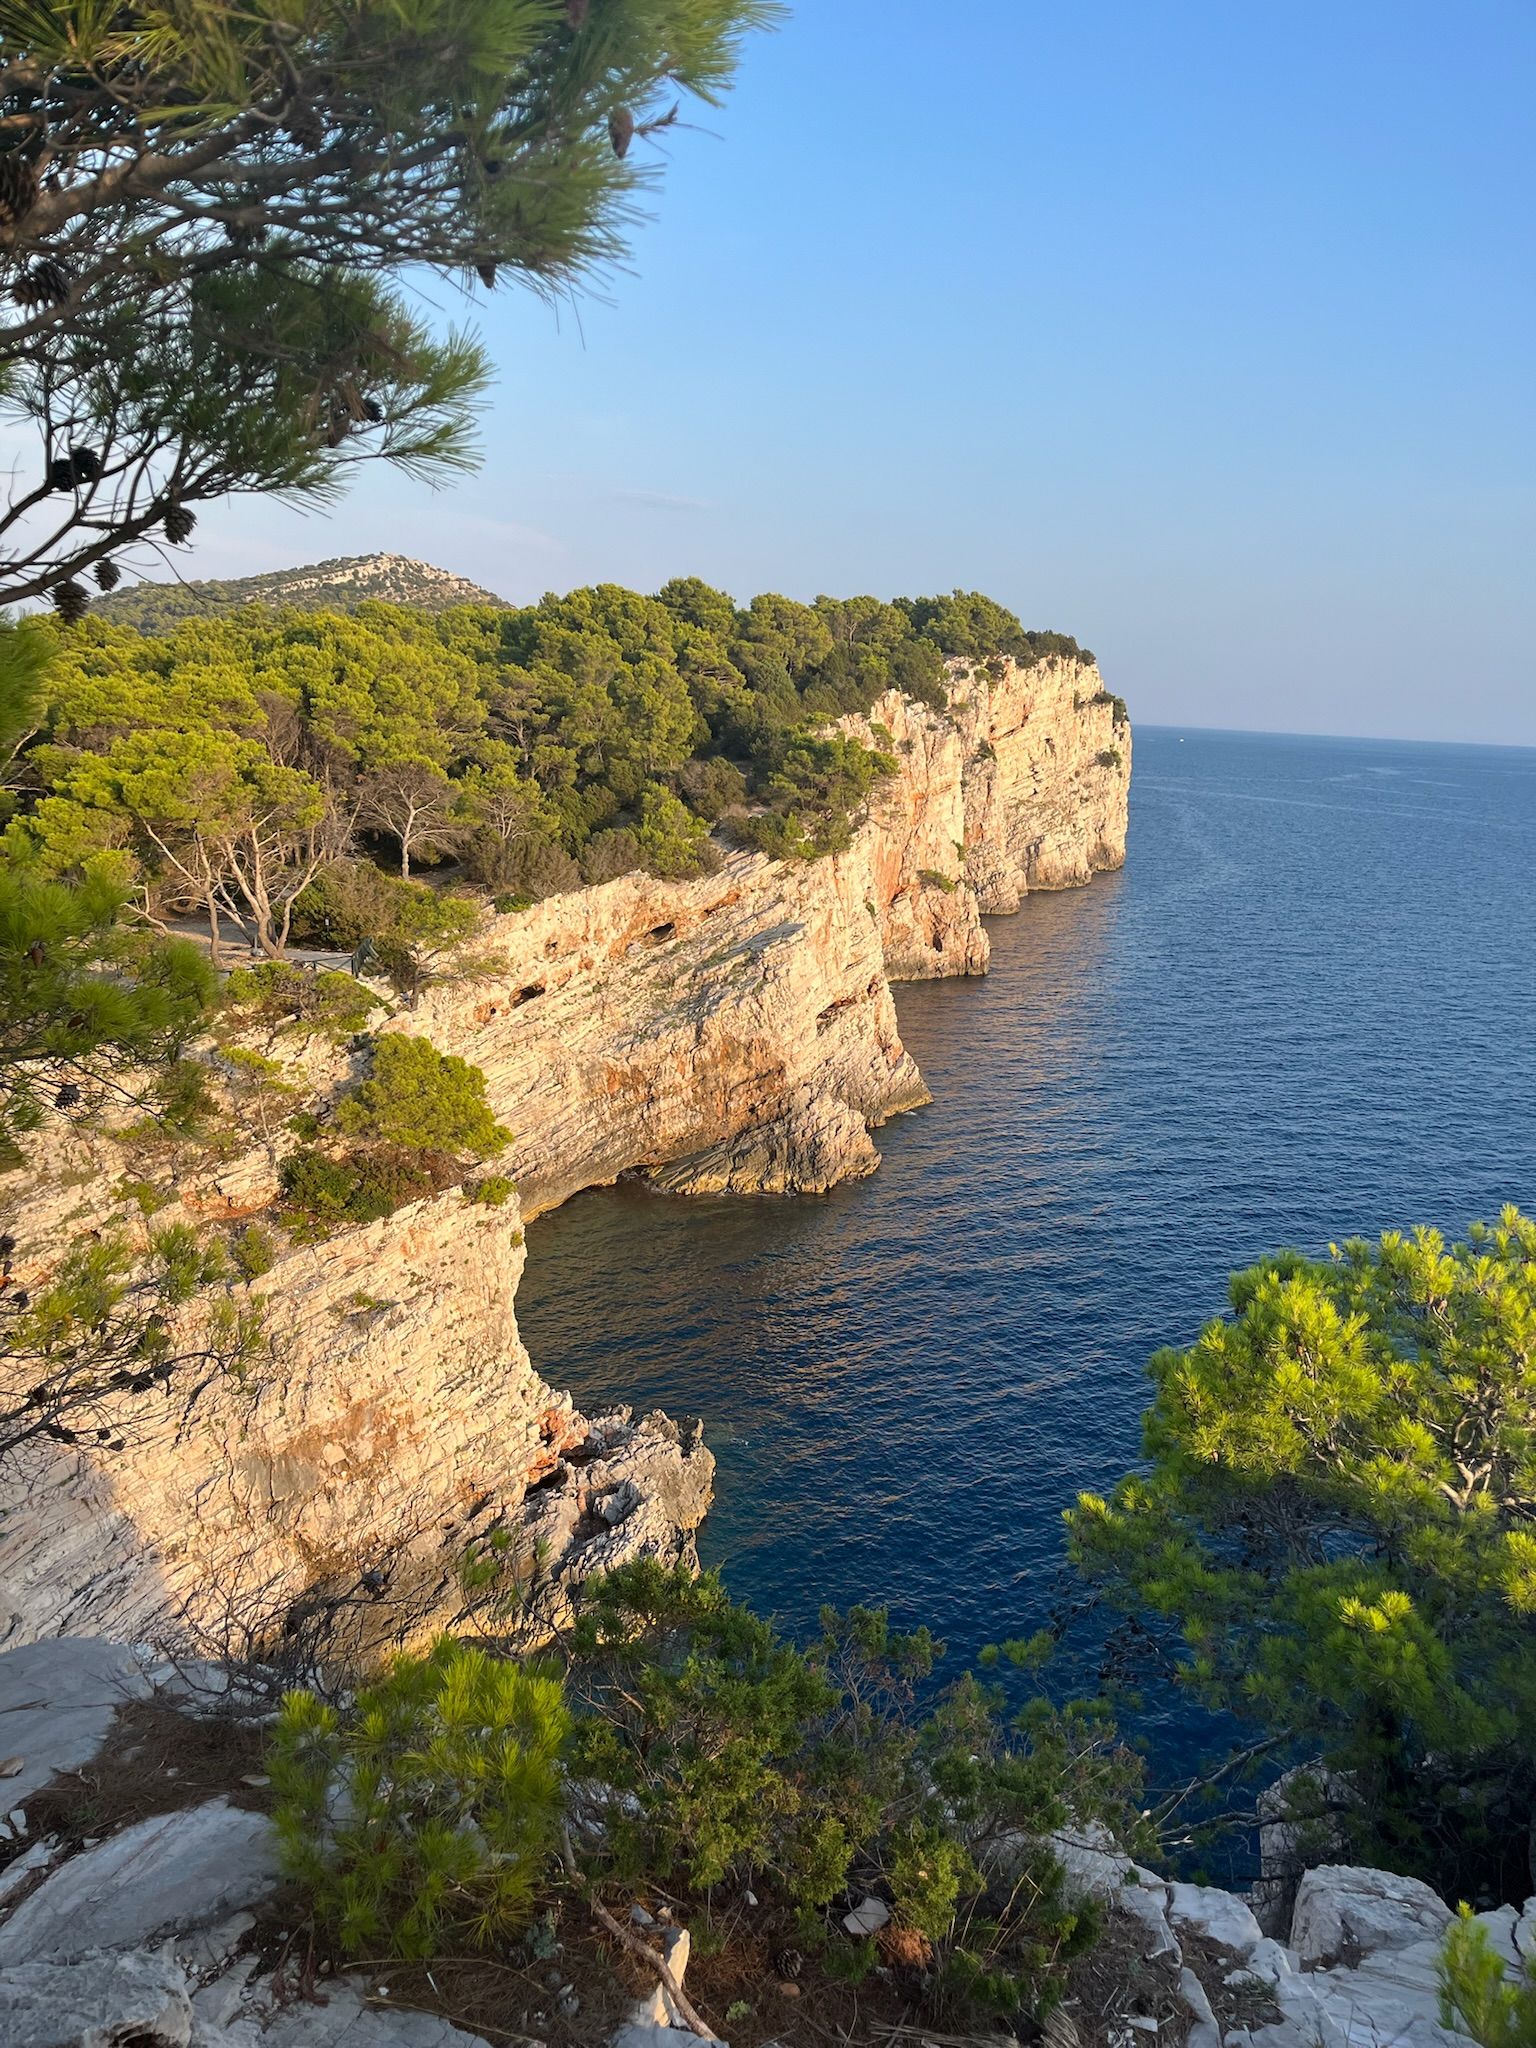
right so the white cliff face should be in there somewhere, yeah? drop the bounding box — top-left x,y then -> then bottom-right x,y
0,657 -> 1128,1650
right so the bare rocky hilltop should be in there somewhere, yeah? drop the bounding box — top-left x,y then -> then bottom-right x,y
92,552 -> 508,629
0,650 -> 1129,1653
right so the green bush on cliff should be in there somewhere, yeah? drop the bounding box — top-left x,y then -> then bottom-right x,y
1070,1207 -> 1536,1902
270,1638 -> 569,1959
335,1035 -> 509,1160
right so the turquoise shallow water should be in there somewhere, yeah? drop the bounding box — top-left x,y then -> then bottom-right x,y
517,726 -> 1536,1791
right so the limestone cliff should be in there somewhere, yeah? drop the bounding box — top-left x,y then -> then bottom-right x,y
0,1180 -> 713,1652
0,653 -> 1127,1649
395,653 -> 1129,1210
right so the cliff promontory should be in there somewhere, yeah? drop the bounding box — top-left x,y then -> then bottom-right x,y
0,652 -> 1127,1649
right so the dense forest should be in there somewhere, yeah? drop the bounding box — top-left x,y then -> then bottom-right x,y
3,581 -> 1096,967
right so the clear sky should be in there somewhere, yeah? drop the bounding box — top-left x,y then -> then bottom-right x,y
185,2 -> 1534,745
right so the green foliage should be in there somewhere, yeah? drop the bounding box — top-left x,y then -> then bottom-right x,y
222,963 -> 378,1042
1070,1209 -> 1536,1895
467,1174 -> 515,1208
278,1143 -> 453,1236
1,3 -> 780,607
567,1561 -> 1142,2021
8,580 -> 1097,944
1096,747 -> 1123,770
231,1223 -> 278,1281
1,1224 -> 259,1457
270,1638 -> 569,1960
335,1036 -> 509,1160
919,868 -> 958,893
1439,1908 -> 1536,2048
1090,689 -> 1130,727
0,858 -> 214,1162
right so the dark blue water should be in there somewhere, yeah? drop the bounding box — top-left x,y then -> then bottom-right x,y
518,727 -> 1536,1732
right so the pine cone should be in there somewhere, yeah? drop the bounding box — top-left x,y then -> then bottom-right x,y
286,101 -> 325,150
608,107 -> 635,159
11,258 -> 71,310
476,260 -> 497,290
52,580 -> 89,625
0,154 -> 39,227
94,559 -> 122,591
46,455 -> 77,492
361,398 -> 384,424
567,0 -> 590,26
68,446 -> 102,484
162,501 -> 196,545
55,1083 -> 81,1110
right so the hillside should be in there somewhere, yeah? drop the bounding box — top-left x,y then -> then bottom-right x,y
93,551 -> 508,629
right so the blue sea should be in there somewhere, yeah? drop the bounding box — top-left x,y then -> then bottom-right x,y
517,726 -> 1536,1802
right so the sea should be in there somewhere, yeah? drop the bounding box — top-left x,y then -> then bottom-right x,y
516,726 -> 1536,1818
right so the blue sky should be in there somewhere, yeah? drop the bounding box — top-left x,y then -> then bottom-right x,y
194,2 -> 1534,745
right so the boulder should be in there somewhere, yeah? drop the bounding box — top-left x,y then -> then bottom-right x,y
1291,1866 -> 1455,1970
0,1946 -> 192,2048
0,1799 -> 281,1965
1168,1881 -> 1265,1957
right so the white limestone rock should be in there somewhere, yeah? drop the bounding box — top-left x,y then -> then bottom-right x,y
1291,1865 -> 1455,1970
0,1637 -> 150,1806
0,1946 -> 192,2048
1168,1881 -> 1264,1957
0,1799 -> 281,1965
842,1896 -> 891,1938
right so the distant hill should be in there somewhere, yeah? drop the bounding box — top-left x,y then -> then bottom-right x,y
93,552 -> 509,630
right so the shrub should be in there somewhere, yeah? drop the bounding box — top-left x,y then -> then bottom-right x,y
467,1174 -> 515,1207
1439,1907 -> 1536,2048
277,1143 -> 451,1235
918,868 -> 957,893
1096,746 -> 1123,770
223,962 -> 377,1040
492,892 -> 535,915
270,1638 -> 569,1960
335,1036 -> 509,1160
1089,687 -> 1129,727
567,1562 -> 1141,2022
231,1222 -> 277,1279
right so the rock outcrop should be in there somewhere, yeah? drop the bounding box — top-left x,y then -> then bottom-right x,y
0,653 -> 1127,1651
0,1187 -> 713,1652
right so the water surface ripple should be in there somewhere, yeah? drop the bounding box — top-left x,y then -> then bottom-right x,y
519,728 -> 1536,1703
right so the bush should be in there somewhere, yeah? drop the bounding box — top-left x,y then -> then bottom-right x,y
918,867 -> 957,893
1096,746 -> 1122,770
335,1035 -> 509,1160
277,1143 -> 452,1234
567,1562 -> 1142,2022
1439,1907 -> 1536,2048
231,1222 -> 277,1279
468,1174 -> 515,1207
1090,688 -> 1130,727
223,962 -> 377,1040
270,1638 -> 569,1960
